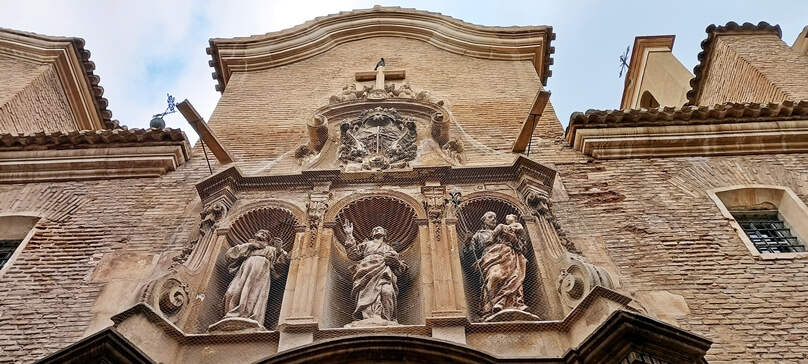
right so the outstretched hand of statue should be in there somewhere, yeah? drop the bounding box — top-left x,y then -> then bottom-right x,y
343,220 -> 356,246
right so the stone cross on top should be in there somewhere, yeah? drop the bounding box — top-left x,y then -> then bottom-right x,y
355,60 -> 406,91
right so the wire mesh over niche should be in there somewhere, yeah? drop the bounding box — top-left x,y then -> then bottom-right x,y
455,196 -> 550,323
322,195 -> 424,329
194,207 -> 299,333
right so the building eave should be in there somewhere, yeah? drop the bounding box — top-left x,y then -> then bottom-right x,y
565,100 -> 808,159
207,6 -> 555,93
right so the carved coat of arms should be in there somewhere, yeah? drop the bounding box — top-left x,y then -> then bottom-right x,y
338,107 -> 417,170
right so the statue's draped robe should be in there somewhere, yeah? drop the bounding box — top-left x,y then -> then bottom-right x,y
471,228 -> 527,315
223,242 -> 288,324
347,239 -> 403,321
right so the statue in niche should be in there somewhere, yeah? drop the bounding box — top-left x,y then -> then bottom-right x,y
342,220 -> 408,327
465,212 -> 538,321
209,229 -> 289,332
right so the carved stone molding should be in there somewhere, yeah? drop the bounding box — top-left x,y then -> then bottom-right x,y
557,255 -> 615,310
329,83 -> 443,105
208,6 -> 555,92
172,199 -> 230,268
306,187 -> 331,231
0,28 -> 113,130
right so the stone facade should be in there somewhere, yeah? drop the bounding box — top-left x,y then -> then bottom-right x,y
1,8 -> 807,364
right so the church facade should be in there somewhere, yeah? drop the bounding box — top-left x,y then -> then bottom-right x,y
1,7 -> 807,364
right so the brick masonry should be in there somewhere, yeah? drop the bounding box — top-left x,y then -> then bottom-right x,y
699,34 -> 808,106
0,60 -> 78,134
1,18 -> 808,364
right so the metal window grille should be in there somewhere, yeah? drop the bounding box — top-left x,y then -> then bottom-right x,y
730,210 -> 806,253
0,240 -> 21,269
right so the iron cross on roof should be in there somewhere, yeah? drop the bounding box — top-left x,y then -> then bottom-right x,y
355,58 -> 406,90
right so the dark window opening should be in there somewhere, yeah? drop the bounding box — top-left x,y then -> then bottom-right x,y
730,210 -> 806,253
0,240 -> 21,269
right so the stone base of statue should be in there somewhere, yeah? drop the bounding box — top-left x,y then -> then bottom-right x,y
483,308 -> 540,323
207,317 -> 266,333
344,316 -> 401,328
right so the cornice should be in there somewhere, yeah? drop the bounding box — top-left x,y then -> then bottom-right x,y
0,128 -> 191,182
686,21 -> 782,105
0,28 -> 116,130
207,6 -> 555,93
565,101 -> 808,159
195,156 -> 556,203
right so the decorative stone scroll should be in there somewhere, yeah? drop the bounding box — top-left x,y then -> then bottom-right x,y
338,107 -> 418,170
422,186 -> 447,243
172,200 -> 228,268
557,255 -> 615,309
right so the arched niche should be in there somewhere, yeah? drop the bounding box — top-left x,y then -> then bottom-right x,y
321,194 -> 424,328
196,205 -> 301,332
455,193 -> 548,322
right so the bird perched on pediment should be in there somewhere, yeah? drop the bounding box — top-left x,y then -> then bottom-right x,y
374,58 -> 386,71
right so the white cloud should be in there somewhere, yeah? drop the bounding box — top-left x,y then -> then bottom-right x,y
2,0 -> 808,144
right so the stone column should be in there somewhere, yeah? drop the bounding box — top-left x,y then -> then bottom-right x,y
277,226 -> 319,351
421,185 -> 467,344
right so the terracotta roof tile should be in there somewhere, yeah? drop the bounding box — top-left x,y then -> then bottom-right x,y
0,128 -> 187,150
566,100 -> 808,143
686,21 -> 782,105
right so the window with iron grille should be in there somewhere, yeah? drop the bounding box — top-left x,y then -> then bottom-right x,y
729,210 -> 806,254
0,240 -> 22,269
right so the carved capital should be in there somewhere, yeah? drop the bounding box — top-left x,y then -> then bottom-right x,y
172,199 -> 230,268
518,179 -> 552,217
421,186 -> 447,222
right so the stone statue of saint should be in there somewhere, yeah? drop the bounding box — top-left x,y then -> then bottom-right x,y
219,229 -> 289,328
466,212 -> 528,318
342,220 -> 408,326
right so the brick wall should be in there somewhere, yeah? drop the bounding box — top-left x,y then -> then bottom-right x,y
0,156 -> 213,363
699,34 -> 808,106
0,55 -> 41,107
208,37 -> 561,171
0,64 -> 79,134
553,151 -> 808,363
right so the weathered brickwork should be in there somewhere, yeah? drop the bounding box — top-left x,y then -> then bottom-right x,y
699,34 -> 808,106
0,64 -> 78,134
4,13 -> 808,364
0,54 -> 42,107
0,154 -> 216,363
208,37 -> 556,171
553,152 -> 808,363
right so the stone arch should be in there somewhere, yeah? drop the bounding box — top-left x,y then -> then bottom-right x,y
454,191 -> 546,322
256,335 -> 502,364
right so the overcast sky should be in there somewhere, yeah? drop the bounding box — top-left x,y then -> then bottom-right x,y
2,1 -> 807,141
